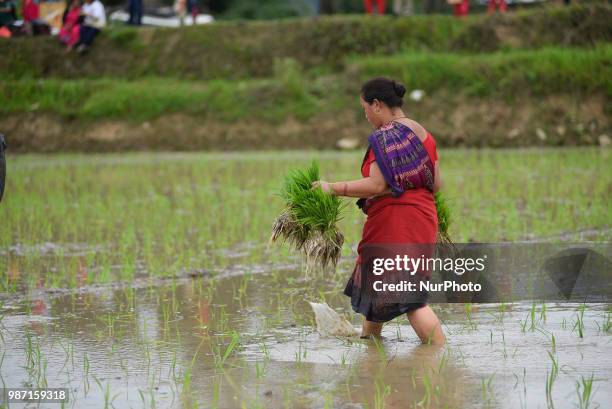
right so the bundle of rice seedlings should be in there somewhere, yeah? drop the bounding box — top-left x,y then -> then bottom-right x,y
270,161 -> 347,271
434,191 -> 457,254
271,161 -> 455,268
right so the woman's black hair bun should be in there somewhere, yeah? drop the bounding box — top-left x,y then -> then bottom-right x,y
392,81 -> 406,98
361,77 -> 405,108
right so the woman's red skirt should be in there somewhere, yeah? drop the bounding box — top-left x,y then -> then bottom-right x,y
344,188 -> 438,322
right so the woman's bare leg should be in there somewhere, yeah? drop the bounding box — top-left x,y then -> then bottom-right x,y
407,305 -> 445,345
361,320 -> 383,339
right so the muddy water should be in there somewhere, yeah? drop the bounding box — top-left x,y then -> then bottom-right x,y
1,150 -> 611,408
1,261 -> 610,409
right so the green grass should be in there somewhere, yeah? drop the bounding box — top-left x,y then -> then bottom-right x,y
0,148 -> 609,290
2,46 -> 609,122
0,74 -> 319,122
350,45 -> 612,97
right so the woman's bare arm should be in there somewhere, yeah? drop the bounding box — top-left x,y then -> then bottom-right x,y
314,158 -> 442,197
313,161 -> 388,198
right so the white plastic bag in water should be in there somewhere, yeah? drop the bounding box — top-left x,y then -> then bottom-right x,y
308,302 -> 359,337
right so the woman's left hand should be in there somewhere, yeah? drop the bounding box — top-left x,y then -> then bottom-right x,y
311,180 -> 334,194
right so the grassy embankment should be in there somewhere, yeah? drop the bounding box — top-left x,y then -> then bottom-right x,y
2,4 -> 609,79
3,46 -> 610,120
0,4 -> 610,151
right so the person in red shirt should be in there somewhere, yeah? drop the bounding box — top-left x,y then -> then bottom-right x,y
453,0 -> 469,17
364,0 -> 386,15
312,77 -> 445,346
59,0 -> 81,50
23,0 -> 39,21
22,0 -> 39,35
488,0 -> 507,14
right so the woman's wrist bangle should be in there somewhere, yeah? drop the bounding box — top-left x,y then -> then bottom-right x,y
329,182 -> 348,196
329,182 -> 338,196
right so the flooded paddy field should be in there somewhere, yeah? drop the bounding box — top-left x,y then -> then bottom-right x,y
1,148 -> 611,408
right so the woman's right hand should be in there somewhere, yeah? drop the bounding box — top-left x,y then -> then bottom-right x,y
311,180 -> 334,194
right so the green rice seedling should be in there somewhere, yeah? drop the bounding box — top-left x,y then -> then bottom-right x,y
301,343 -> 308,362
270,161 -> 347,272
417,369 -> 438,408
169,349 -> 178,382
575,374 -> 596,409
540,303 -> 547,323
521,303 -> 538,332
160,300 -> 174,335
211,377 -> 221,409
374,378 -> 391,409
515,368 -> 528,409
573,304 -> 586,338
434,191 -> 455,249
481,374 -> 495,406
144,342 -> 152,377
495,302 -> 507,323
323,393 -> 334,409
294,345 -> 303,367
546,350 -> 559,409
93,376 -> 119,409
24,330 -> 35,374
599,312 -> 611,333
464,303 -> 477,330
68,337 -> 75,371
213,331 -> 240,369
255,361 -> 267,379
39,357 -> 48,388
138,390 -> 147,408
340,349 -> 349,366
181,337 -> 206,397
83,353 -> 90,395
438,349 -> 449,374
530,302 -> 537,330
537,328 -> 557,354
182,366 -> 191,394
148,386 -> 158,409
58,341 -> 71,373
260,340 -> 270,362
372,337 -> 387,362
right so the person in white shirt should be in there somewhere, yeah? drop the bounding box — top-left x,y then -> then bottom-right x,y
75,0 -> 106,53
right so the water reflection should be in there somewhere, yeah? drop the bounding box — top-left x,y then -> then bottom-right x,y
0,266 -> 610,408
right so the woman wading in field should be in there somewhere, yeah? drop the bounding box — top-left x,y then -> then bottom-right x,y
312,77 -> 445,345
